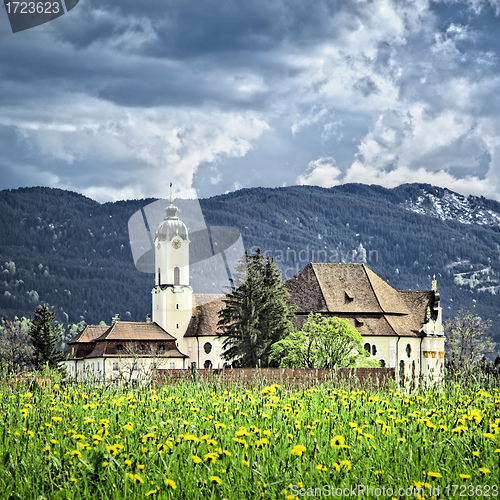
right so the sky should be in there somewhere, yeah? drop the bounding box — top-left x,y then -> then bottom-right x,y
1,0 -> 500,202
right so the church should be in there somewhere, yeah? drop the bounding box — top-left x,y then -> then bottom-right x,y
64,195 -> 445,384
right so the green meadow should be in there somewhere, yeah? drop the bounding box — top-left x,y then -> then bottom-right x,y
1,380 -> 499,499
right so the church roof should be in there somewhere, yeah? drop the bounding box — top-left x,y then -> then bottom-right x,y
184,294 -> 225,338
286,263 -> 410,315
286,263 -> 435,337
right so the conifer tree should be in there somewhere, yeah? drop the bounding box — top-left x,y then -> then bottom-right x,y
217,249 -> 296,367
29,304 -> 65,371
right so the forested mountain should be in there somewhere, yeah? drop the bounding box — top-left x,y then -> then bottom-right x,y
0,184 -> 499,341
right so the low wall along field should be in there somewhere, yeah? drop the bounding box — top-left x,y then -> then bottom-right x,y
154,367 -> 395,387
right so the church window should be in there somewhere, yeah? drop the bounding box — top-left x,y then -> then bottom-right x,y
204,360 -> 213,369
344,292 -> 353,303
406,344 -> 412,357
379,359 -> 386,368
176,303 -> 179,310
174,266 -> 180,285
169,362 -> 175,369
355,318 -> 364,328
204,342 -> 212,354
399,360 -> 405,381
364,343 -> 371,353
176,323 -> 179,329
113,362 -> 118,371
371,344 -> 377,356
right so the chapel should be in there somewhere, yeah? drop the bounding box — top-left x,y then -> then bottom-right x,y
64,194 -> 445,384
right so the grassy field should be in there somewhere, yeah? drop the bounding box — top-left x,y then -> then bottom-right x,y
1,380 -> 499,499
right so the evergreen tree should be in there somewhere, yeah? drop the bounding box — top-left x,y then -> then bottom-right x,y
29,304 -> 65,371
217,249 -> 296,367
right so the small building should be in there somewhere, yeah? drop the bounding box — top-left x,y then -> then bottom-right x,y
64,315 -> 187,382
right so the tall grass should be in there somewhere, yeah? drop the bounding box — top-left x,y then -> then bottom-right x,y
0,372 -> 499,499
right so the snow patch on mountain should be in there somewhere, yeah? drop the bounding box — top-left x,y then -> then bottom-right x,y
401,189 -> 500,227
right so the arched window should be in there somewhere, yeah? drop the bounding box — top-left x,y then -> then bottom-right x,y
204,342 -> 212,354
364,343 -> 371,353
399,360 -> 405,380
406,344 -> 412,358
174,267 -> 180,285
379,359 -> 386,368
371,344 -> 377,356
204,360 -> 213,369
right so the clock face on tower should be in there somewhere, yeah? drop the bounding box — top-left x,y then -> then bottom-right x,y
171,237 -> 182,249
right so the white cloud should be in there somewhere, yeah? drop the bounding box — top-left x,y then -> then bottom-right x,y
296,157 -> 342,188
0,94 -> 269,201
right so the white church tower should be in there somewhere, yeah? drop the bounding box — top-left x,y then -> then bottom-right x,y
152,188 -> 192,355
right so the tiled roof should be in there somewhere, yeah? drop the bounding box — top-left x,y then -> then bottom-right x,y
67,325 -> 108,344
65,322 -> 187,360
287,264 -> 435,337
95,321 -> 176,341
185,294 -> 225,337
287,263 -> 410,314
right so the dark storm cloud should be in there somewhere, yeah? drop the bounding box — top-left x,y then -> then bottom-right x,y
1,0 -> 500,201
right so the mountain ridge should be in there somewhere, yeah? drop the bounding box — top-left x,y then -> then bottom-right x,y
0,183 -> 498,341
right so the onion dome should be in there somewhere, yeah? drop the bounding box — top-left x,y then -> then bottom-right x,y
155,201 -> 188,241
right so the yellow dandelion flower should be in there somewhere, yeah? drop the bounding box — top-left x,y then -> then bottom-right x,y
459,474 -> 471,480
483,433 -> 495,439
479,467 -> 490,474
209,476 -> 222,484
165,479 -> 177,489
427,471 -> 442,479
138,464 -> 145,470
291,445 -> 306,457
123,423 -> 133,431
192,455 -> 202,464
472,451 -> 479,457
331,435 -> 345,448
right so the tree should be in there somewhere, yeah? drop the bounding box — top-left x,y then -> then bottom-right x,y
0,316 -> 33,373
445,309 -> 496,380
29,304 -> 65,371
269,313 -> 368,369
217,249 -> 296,367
